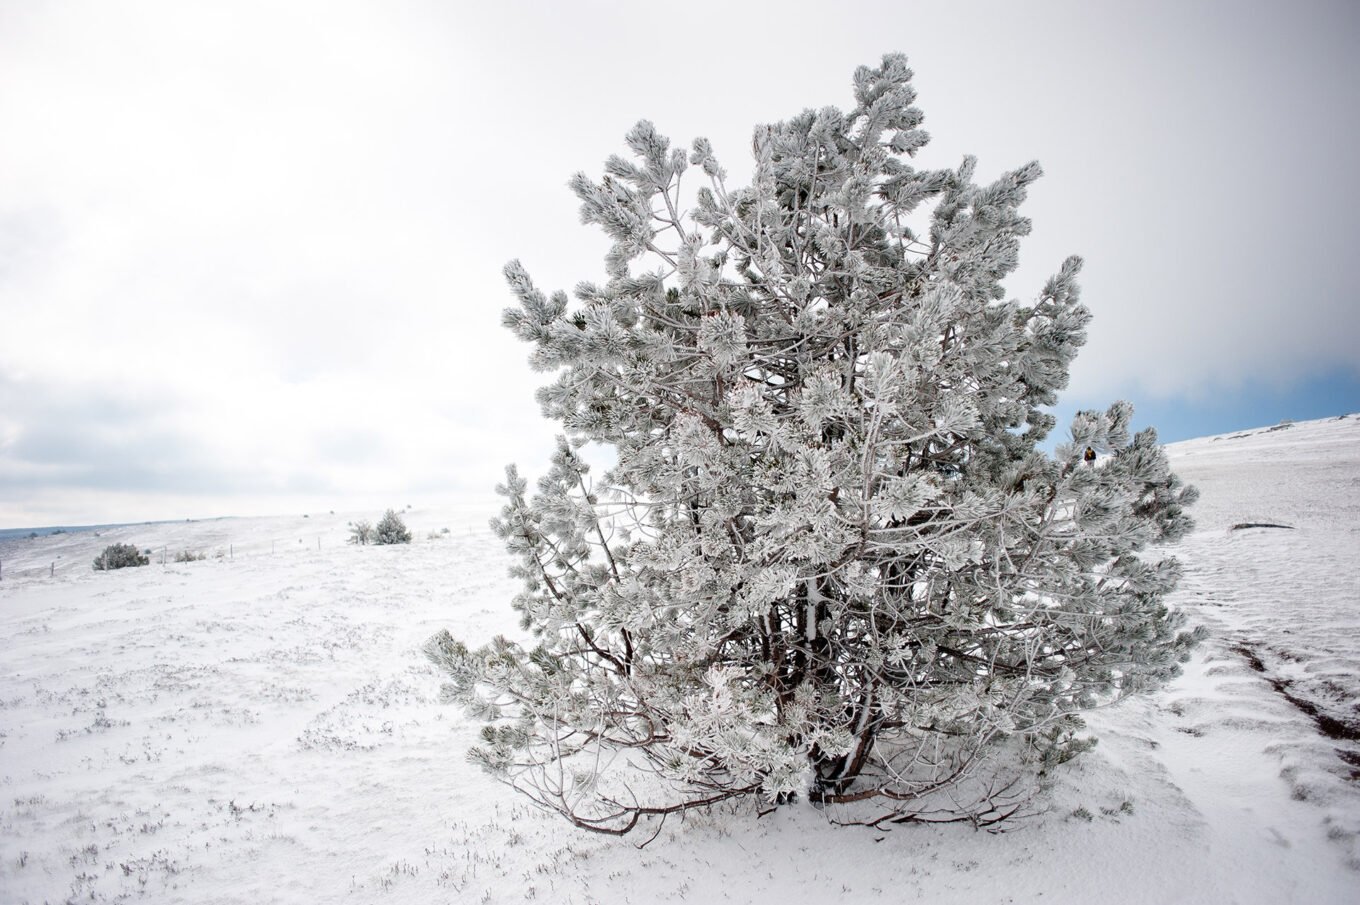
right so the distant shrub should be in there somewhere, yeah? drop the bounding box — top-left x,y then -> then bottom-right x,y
174,550 -> 207,563
349,520 -> 375,545
93,543 -> 149,571
373,509 -> 412,545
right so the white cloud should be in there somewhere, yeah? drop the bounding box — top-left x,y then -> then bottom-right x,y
2,0 -> 1357,524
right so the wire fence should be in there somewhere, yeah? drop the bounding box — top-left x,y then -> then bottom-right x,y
0,535 -> 341,584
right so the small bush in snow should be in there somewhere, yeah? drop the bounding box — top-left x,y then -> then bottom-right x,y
350,520 -> 375,545
93,543 -> 149,571
173,550 -> 206,563
373,510 -> 412,545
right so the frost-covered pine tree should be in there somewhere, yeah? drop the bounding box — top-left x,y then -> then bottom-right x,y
373,509 -> 412,545
427,54 -> 1200,834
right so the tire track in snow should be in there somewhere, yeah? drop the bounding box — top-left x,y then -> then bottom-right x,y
1162,417 -> 1360,873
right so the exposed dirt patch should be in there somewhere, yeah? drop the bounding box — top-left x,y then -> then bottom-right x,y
1233,643 -> 1360,746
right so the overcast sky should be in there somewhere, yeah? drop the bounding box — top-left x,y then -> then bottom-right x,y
2,0 -> 1357,527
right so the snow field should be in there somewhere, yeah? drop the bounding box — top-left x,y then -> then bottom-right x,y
1,418 -> 1358,903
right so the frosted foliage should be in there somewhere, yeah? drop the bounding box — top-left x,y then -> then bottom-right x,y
427,55 -> 1199,834
373,509 -> 412,546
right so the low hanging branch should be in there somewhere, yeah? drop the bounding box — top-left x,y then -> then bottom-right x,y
427,54 -> 1201,835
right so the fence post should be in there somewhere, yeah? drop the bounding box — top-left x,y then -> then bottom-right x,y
51,562 -> 55,578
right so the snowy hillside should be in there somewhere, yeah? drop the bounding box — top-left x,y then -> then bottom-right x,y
1,417 -> 1357,904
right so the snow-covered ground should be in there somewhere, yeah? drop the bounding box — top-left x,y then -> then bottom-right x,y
1,416 -> 1357,904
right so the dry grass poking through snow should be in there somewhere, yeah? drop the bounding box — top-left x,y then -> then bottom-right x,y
1,418 -> 1358,904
